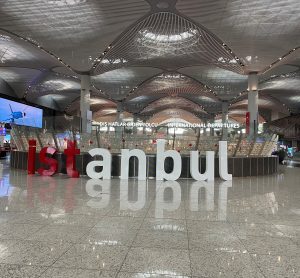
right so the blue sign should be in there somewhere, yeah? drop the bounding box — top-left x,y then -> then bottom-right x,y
0,98 -> 43,128
0,128 -> 5,136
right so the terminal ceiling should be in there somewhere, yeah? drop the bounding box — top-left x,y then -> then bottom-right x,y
0,0 -> 300,124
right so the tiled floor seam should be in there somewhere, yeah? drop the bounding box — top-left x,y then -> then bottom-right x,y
14,222 -> 50,240
0,262 -> 50,278
35,222 -> 97,275
114,193 -> 156,277
184,198 -> 195,278
36,264 -> 51,278
229,222 -> 275,278
234,232 -> 299,243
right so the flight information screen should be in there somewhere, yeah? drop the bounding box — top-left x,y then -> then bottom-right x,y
0,98 -> 43,128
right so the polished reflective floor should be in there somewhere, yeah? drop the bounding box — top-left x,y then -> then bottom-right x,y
0,159 -> 299,278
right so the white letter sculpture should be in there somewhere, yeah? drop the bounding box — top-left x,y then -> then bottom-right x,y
86,148 -> 111,179
219,141 -> 232,180
190,151 -> 215,181
121,149 -> 146,180
156,139 -> 182,180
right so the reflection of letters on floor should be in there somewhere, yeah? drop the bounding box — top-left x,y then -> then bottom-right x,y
23,177 -> 231,221
218,180 -> 232,221
120,181 -> 146,211
155,181 -> 181,218
86,180 -> 111,209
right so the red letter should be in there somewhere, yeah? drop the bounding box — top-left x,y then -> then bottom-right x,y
37,147 -> 58,176
27,139 -> 36,175
64,140 -> 80,178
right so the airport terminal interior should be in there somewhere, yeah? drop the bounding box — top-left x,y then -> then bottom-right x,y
0,0 -> 300,277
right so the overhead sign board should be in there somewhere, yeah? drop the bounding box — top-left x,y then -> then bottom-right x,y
94,121 -> 240,129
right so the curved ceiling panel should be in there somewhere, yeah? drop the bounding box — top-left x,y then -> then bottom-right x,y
93,12 -> 244,75
0,0 -> 150,71
259,65 -> 299,82
124,72 -> 219,114
126,72 -> 218,100
260,48 -> 300,75
149,108 -> 202,124
228,108 -> 266,123
259,71 -> 300,113
0,76 -> 17,98
26,73 -> 80,95
179,66 -> 248,100
31,92 -> 80,111
141,96 -> 207,115
176,0 -> 300,72
25,72 -> 81,111
125,94 -> 162,114
92,67 -> 161,100
261,90 -> 300,114
66,93 -> 116,116
260,71 -> 300,91
0,30 -> 62,69
126,93 -> 220,113
93,111 -> 132,122
231,96 -> 289,115
0,67 -> 41,98
52,66 -> 79,76
183,95 -> 222,115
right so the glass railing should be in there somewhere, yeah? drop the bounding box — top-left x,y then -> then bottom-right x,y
9,122 -> 278,157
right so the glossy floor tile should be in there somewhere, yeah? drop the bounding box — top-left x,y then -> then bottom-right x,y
0,160 -> 299,277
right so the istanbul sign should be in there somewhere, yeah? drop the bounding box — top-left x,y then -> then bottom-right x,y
27,139 -> 232,181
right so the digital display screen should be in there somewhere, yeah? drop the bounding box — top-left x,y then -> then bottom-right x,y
0,128 -> 6,136
0,98 -> 43,128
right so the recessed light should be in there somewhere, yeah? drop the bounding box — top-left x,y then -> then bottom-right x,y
45,0 -> 86,6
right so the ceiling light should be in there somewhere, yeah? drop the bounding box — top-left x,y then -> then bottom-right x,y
0,34 -> 11,42
139,29 -> 198,42
45,0 -> 86,6
218,57 -> 237,64
90,99 -> 109,105
43,80 -> 79,90
161,73 -> 182,79
245,56 -> 252,62
101,58 -> 127,64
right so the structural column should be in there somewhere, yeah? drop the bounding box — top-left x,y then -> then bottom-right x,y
210,116 -> 215,136
221,101 -> 229,140
133,114 -> 138,134
139,116 -> 147,135
116,102 -> 124,122
203,119 -> 207,136
248,73 -> 258,137
116,101 -> 124,133
80,74 -> 91,133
